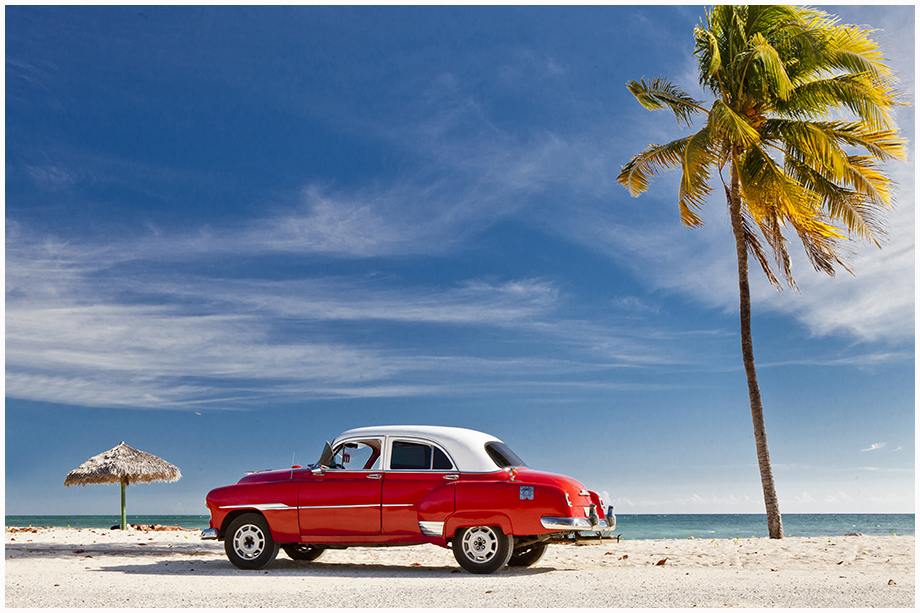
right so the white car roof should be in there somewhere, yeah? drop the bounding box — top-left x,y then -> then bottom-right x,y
332,425 -> 507,473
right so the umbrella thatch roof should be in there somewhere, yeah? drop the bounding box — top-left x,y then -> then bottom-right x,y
64,442 -> 182,487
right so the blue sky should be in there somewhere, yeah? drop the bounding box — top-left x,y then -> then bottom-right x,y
5,5 -> 914,518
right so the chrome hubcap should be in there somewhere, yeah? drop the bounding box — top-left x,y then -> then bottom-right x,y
233,524 -> 265,559
461,527 -> 498,563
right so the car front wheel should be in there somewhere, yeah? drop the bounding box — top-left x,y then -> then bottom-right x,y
225,513 -> 279,570
452,526 -> 513,574
282,544 -> 326,561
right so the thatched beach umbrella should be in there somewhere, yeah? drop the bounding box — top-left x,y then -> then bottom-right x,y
64,442 -> 181,529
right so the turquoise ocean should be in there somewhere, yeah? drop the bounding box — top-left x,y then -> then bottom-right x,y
5,513 -> 913,539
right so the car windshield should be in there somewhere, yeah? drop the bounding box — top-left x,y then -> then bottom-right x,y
316,441 -> 333,468
485,442 -> 527,468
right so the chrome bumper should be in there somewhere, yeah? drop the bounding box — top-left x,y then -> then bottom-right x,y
201,528 -> 218,540
541,505 -> 616,532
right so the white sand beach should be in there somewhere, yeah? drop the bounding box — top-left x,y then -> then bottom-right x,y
5,527 -> 914,608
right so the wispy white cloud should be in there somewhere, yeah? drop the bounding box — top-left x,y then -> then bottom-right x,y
758,351 -> 913,370
6,224 -> 687,409
24,164 -> 76,191
824,491 -> 853,505
754,182 -> 914,344
856,466 -> 913,473
860,442 -> 887,452
791,491 -> 816,505
674,493 -> 751,507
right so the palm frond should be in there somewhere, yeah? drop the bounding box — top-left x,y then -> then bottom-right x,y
823,24 -> 892,81
840,154 -> 897,210
739,145 -> 834,237
626,78 -> 704,127
740,206 -> 787,290
710,100 -> 761,147
762,119 -> 848,178
761,7 -> 834,82
783,153 -> 883,243
746,32 -> 794,100
617,137 -> 689,197
817,120 -> 906,162
695,26 -> 721,78
740,145 -> 847,276
776,74 -> 898,128
678,126 -> 715,226
790,219 -> 850,277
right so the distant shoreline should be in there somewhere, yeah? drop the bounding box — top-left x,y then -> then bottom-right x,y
5,513 -> 913,539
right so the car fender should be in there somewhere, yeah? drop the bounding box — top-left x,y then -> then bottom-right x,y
443,511 -> 513,539
208,481 -> 300,543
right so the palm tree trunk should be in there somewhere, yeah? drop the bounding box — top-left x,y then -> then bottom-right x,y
728,159 -> 784,539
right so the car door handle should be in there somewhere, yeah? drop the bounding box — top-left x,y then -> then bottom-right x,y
443,474 -> 459,480
367,473 -> 382,479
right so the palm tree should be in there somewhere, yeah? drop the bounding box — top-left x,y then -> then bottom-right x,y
618,5 -> 906,538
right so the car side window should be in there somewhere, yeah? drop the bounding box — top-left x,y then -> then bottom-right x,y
390,442 -> 430,470
390,441 -> 455,470
330,439 -> 381,471
433,447 -> 452,470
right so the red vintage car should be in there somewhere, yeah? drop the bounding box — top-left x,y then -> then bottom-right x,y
202,425 -> 616,573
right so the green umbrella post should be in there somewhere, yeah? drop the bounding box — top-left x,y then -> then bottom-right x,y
121,476 -> 128,530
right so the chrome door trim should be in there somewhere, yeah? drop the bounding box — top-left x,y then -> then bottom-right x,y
297,503 -> 413,510
219,503 -> 295,511
298,503 -> 379,510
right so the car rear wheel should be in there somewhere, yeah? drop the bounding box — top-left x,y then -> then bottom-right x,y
452,526 -> 513,574
282,544 -> 326,561
507,542 -> 548,567
225,513 -> 279,570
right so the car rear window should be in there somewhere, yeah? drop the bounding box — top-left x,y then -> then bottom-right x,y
485,442 -> 527,468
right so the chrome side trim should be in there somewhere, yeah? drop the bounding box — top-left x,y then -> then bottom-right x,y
220,502 -> 415,511
219,503 -> 296,511
299,503 -> 414,510
419,521 -> 444,537
299,504 -> 379,510
200,528 -> 218,540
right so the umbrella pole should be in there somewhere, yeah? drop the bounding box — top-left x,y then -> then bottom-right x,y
120,477 -> 127,530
